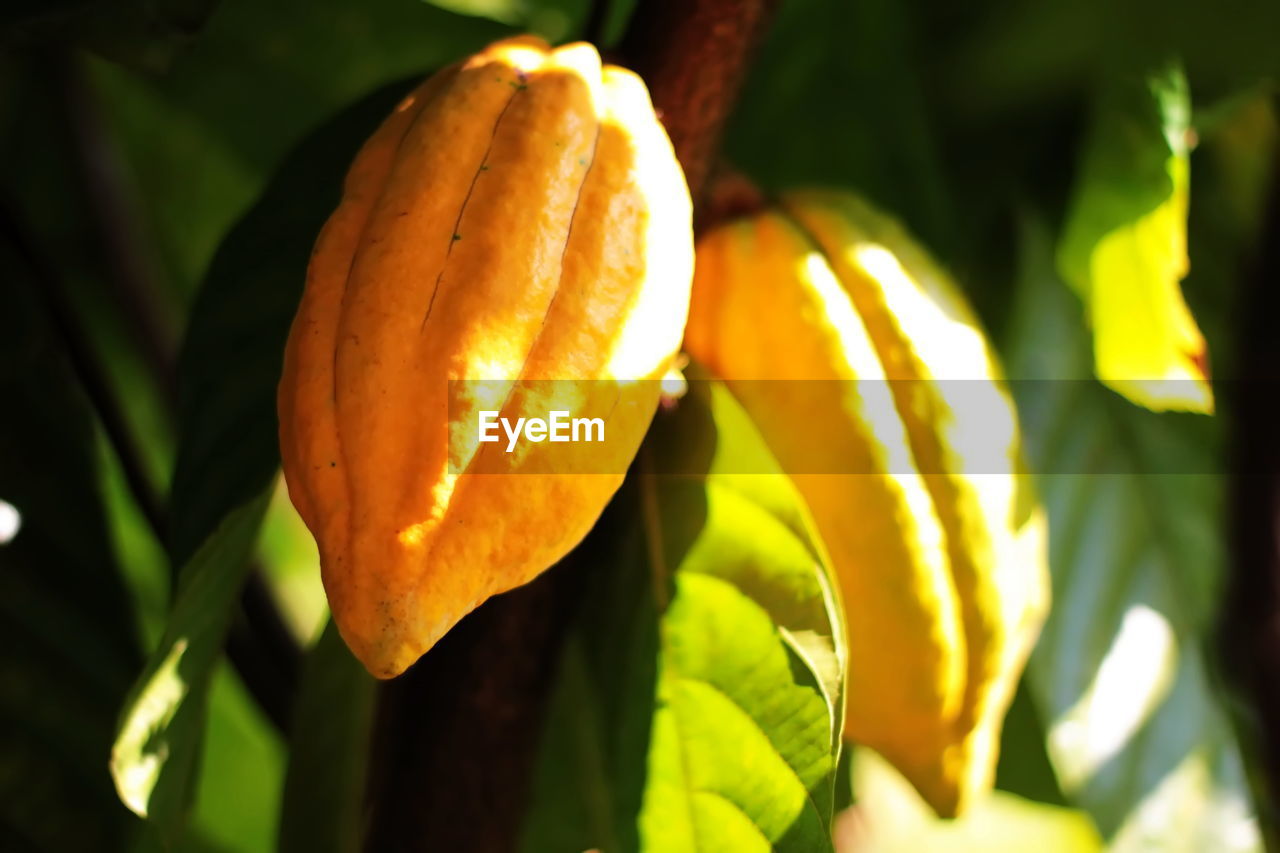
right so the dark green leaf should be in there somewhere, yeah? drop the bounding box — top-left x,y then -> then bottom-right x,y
167,78 -> 414,566
724,0 -> 954,259
278,619 -> 376,853
994,679 -> 1069,807
89,0 -> 510,303
0,215 -> 142,852
0,0 -> 220,71
117,77 -> 424,841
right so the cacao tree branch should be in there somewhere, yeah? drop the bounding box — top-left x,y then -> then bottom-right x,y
1223,143 -> 1280,833
618,0 -> 779,217
363,557 -> 588,851
363,3 -> 778,850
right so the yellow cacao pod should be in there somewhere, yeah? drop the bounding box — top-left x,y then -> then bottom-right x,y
278,36 -> 693,678
686,189 -> 1048,817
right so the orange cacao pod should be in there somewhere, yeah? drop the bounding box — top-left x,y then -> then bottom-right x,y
278,36 -> 693,678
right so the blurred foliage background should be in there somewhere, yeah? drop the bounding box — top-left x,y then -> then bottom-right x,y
1,0 -> 1277,850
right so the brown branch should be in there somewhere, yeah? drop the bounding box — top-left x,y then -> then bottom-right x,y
1223,142 -> 1280,836
619,0 -> 779,217
362,560 -> 587,851
362,3 -> 778,851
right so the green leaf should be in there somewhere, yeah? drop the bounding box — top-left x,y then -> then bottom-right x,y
278,619 -> 377,853
1005,218 -> 1260,850
1057,64 -> 1213,413
420,0 -> 592,40
89,0 -> 510,304
993,679 -> 1070,808
110,487 -> 271,841
0,0 -> 220,71
118,69 -> 433,849
422,0 -> 525,24
724,0 -> 954,259
188,663 -> 286,853
0,215 -> 143,851
524,377 -> 846,852
167,77 -> 414,566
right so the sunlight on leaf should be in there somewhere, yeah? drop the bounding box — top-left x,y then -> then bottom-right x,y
423,0 -> 525,25
1049,604 -> 1177,791
109,488 -> 272,839
111,637 -> 188,817
1057,64 -> 1212,414
257,479 -> 327,645
522,377 -> 846,853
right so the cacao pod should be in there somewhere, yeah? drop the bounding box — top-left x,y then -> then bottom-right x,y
278,36 -> 693,678
686,189 -> 1049,817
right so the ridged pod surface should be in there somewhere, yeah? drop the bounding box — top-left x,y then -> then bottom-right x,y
278,36 -> 693,679
686,190 -> 1048,816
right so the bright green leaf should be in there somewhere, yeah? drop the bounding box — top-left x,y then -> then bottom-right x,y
255,481 -> 327,645
524,377 -> 846,852
188,663 -> 286,853
1057,64 -> 1213,414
